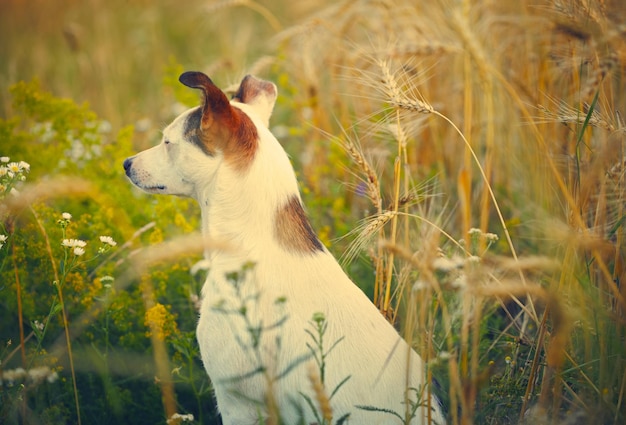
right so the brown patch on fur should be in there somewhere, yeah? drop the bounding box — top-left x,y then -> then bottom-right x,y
189,105 -> 258,172
222,107 -> 258,172
180,72 -> 258,172
274,195 -> 324,255
198,105 -> 258,172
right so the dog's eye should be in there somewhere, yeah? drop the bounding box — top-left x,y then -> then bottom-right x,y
164,140 -> 171,145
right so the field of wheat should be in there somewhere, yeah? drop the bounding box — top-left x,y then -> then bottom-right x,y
1,0 -> 625,424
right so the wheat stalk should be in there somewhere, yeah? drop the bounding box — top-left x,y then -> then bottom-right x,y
580,52 -> 618,102
537,103 -> 615,132
341,210 -> 397,266
343,139 -> 382,211
378,60 -> 434,114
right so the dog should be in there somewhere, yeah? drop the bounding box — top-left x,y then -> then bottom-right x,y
124,71 -> 445,425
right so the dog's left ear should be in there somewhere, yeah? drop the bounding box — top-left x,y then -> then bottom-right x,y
179,71 -> 234,134
232,75 -> 277,127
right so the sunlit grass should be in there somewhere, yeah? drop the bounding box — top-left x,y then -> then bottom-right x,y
1,0 -> 625,424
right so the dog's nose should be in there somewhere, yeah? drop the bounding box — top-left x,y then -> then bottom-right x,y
123,157 -> 133,175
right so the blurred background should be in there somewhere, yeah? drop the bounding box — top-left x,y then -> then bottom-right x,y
1,0 -> 626,424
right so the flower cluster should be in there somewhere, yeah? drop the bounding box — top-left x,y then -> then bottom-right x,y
58,213 -> 117,256
98,235 -> 117,253
468,227 -> 499,243
464,227 -> 500,257
0,156 -> 31,249
62,238 -> 88,256
0,366 -> 59,387
144,303 -> 178,341
0,156 -> 30,198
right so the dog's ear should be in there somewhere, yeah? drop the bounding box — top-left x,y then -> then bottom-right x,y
232,75 -> 277,127
179,71 -> 258,171
179,71 -> 234,134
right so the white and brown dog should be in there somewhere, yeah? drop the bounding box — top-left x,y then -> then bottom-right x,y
124,72 -> 445,425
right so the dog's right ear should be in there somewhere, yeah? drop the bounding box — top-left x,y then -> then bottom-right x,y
179,71 -> 234,135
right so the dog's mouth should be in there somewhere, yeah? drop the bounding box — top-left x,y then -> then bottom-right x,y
140,184 -> 167,192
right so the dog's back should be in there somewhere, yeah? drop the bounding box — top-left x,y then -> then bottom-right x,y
124,72 -> 445,424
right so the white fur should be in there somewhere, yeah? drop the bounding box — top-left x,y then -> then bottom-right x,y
125,75 -> 445,425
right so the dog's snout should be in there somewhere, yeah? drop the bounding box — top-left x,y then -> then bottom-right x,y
123,157 -> 133,175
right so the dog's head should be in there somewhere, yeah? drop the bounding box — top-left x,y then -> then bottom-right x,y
123,72 -> 277,198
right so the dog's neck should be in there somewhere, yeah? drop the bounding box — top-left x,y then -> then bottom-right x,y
196,111 -> 322,268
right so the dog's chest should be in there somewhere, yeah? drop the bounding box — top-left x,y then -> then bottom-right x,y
196,263 -> 318,377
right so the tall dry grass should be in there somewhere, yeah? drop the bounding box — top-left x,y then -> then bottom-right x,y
2,0 -> 626,424
272,0 -> 626,424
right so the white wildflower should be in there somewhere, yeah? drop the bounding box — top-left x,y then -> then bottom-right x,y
47,370 -> 59,384
7,162 -> 20,173
438,351 -> 452,361
73,247 -> 85,256
0,167 -> 7,177
432,256 -> 464,272
61,212 -> 72,220
100,276 -> 114,289
100,275 -> 114,284
167,413 -> 194,423
28,366 -> 51,383
33,320 -> 45,331
62,239 -> 86,248
99,235 -> 117,246
0,366 -> 59,386
98,120 -> 112,134
2,367 -> 27,385
468,228 -> 482,236
484,232 -> 499,242
467,255 -> 481,264
18,161 -> 30,172
0,157 -> 9,163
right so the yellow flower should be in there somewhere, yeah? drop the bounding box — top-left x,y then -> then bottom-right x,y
144,303 -> 178,341
149,227 -> 163,244
174,212 -> 194,233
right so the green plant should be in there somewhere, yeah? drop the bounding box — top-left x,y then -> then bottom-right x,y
0,80 -> 211,424
300,312 -> 351,425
